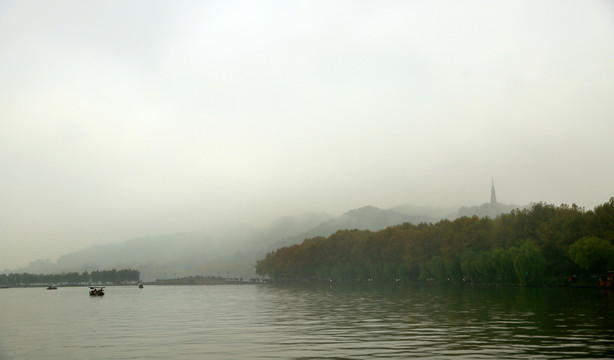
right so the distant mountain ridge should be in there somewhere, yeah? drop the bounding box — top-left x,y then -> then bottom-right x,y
16,201 -> 527,281
267,206 -> 443,251
457,202 -> 529,218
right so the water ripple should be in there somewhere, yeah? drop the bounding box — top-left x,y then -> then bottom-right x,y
1,285 -> 613,359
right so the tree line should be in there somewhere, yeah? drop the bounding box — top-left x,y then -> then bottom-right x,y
256,199 -> 614,285
0,268 -> 140,286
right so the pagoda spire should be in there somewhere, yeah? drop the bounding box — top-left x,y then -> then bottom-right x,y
490,178 -> 497,205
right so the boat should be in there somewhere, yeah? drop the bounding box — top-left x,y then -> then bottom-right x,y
46,285 -> 57,290
138,283 -> 143,288
599,271 -> 614,289
89,287 -> 105,296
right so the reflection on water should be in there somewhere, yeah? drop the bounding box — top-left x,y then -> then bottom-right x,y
264,285 -> 614,359
0,284 -> 612,359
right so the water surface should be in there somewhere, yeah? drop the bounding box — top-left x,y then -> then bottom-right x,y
1,284 -> 612,359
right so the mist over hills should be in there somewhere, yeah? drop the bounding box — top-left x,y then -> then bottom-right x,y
457,202 -> 529,218
14,201 -> 525,281
19,211 -> 335,281
267,206 -> 449,251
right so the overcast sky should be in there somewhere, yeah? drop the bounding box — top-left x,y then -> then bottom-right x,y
1,0 -> 613,269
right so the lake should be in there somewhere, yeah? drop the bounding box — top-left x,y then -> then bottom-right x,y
0,284 -> 613,359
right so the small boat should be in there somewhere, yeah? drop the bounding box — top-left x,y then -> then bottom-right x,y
138,283 -> 143,289
89,287 -> 105,296
46,285 -> 57,290
599,271 -> 614,289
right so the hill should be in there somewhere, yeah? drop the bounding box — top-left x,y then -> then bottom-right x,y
15,202 -> 527,281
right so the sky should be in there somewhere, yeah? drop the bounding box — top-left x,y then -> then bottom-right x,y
1,0 -> 613,270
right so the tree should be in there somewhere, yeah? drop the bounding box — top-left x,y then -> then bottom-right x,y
254,198 -> 614,283
568,236 -> 614,275
510,241 -> 545,285
591,198 -> 614,242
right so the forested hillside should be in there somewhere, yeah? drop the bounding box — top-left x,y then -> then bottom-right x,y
16,207 -> 433,281
256,199 -> 614,284
266,206 -> 439,251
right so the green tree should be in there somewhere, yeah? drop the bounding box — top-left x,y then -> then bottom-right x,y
591,198 -> 614,242
568,236 -> 614,275
510,241 -> 545,285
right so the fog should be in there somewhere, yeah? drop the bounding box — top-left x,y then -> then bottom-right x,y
1,1 -> 613,270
